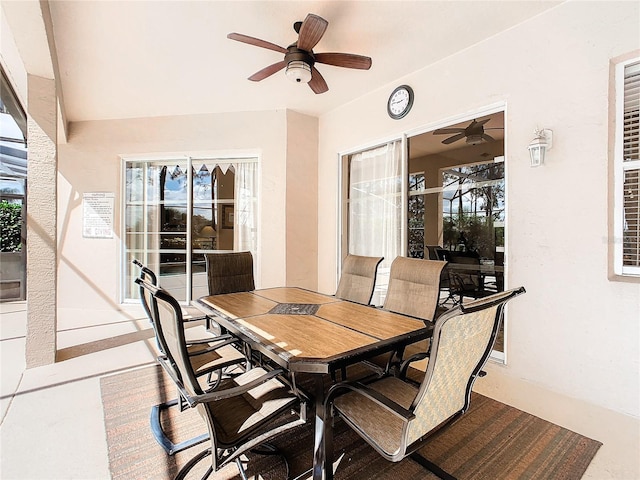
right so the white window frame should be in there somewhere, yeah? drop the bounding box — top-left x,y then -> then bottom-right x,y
613,57 -> 640,277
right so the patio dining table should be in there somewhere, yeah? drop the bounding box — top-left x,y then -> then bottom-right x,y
194,287 -> 432,480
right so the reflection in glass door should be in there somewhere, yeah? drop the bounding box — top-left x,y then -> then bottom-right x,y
408,110 -> 506,358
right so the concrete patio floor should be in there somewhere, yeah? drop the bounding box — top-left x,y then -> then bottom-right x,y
1,300 -> 638,479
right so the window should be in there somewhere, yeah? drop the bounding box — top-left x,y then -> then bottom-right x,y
122,155 -> 258,303
614,58 -> 640,277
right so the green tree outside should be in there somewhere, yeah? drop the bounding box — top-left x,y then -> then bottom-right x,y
0,200 -> 22,252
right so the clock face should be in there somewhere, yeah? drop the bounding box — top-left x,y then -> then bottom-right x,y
388,85 -> 414,119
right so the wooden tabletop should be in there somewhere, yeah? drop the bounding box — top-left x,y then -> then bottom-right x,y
195,287 -> 431,374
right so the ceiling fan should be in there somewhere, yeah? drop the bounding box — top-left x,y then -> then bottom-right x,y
433,119 -> 503,145
227,13 -> 372,94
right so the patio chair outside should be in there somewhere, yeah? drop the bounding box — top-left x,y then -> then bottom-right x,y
138,280 -> 307,480
324,287 -> 526,479
448,255 -> 495,305
335,254 -> 384,305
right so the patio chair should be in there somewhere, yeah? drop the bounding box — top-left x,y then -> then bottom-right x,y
133,259 -> 246,381
138,279 -> 307,480
383,257 -> 447,321
335,254 -> 384,305
204,251 -> 255,295
132,259 -> 213,342
133,262 -> 246,455
325,287 -> 526,479
203,251 -> 258,360
364,257 -> 447,375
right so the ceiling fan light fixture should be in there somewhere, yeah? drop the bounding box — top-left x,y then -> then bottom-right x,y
285,61 -> 312,84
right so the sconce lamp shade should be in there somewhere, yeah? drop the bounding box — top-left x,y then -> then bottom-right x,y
285,61 -> 312,84
201,225 -> 217,237
528,128 -> 553,167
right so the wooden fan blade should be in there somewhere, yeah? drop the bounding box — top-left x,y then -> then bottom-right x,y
227,33 -> 287,54
482,134 -> 496,142
433,128 -> 465,135
309,66 -> 328,94
475,118 -> 490,127
297,14 -> 328,52
315,53 -> 372,70
248,61 -> 287,81
442,133 -> 466,144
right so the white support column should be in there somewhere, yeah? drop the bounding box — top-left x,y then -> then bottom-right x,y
25,74 -> 57,367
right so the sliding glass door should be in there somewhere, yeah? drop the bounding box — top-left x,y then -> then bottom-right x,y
342,109 -> 508,359
122,156 -> 258,304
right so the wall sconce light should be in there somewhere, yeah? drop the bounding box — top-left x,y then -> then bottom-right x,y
527,128 -> 553,167
285,61 -> 312,84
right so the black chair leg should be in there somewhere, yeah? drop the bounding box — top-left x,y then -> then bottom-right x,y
410,452 -> 457,480
150,399 -> 209,455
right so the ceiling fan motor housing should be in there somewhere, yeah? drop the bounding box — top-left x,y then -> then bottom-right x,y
286,46 -> 315,67
285,46 -> 315,83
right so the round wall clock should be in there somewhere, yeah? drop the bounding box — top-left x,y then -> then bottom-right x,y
387,85 -> 414,120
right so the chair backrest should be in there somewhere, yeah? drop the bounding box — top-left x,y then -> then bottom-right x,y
383,257 -> 447,321
135,278 -> 203,396
132,259 -> 170,354
335,254 -> 384,305
205,252 -> 255,295
406,287 -> 526,447
132,258 -> 158,316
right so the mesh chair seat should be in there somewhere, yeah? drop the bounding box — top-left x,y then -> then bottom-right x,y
333,376 -> 418,455
208,367 -> 300,446
187,342 -> 245,375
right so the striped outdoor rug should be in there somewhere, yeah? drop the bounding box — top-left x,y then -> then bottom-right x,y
101,365 -> 601,480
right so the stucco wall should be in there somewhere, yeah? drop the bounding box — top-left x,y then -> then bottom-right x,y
286,110 -> 319,290
57,110 -> 293,310
318,1 -> 640,417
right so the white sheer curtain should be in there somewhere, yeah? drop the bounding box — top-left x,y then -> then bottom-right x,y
348,141 -> 402,305
234,161 -> 258,255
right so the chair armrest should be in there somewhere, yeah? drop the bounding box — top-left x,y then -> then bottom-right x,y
159,356 -> 286,407
326,381 -> 415,421
185,333 -> 236,346
187,336 -> 241,357
182,315 -> 208,323
399,352 -> 429,378
192,368 -> 287,403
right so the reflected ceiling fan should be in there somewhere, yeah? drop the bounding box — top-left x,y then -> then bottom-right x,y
227,13 -> 372,94
433,119 -> 503,145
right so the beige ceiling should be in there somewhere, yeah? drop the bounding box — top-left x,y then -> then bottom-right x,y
46,1 -> 562,123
